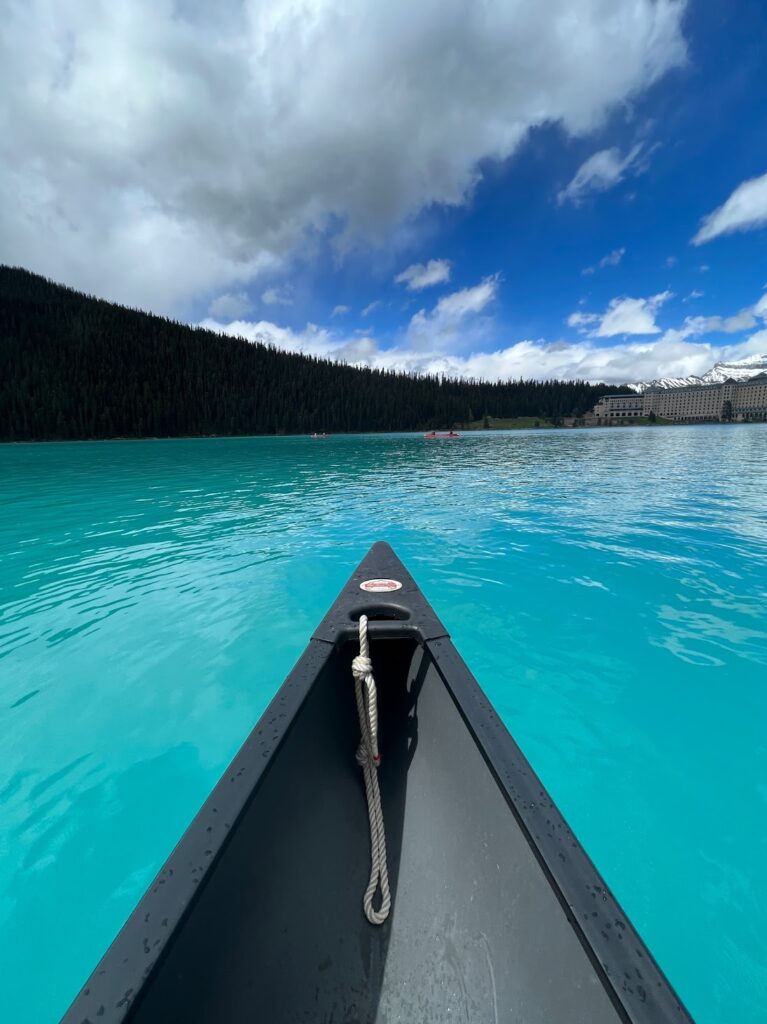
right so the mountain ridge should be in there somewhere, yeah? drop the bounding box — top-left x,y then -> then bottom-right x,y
628,354 -> 767,393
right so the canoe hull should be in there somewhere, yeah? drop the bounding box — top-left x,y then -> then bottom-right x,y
62,542 -> 692,1024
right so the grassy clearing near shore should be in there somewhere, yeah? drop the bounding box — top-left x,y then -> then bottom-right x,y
462,414 -> 675,430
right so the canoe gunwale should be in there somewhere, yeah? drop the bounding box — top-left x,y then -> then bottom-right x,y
62,541 -> 692,1024
424,633 -> 692,1024
60,636 -> 337,1024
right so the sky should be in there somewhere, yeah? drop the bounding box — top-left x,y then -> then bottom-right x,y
1,0 -> 767,384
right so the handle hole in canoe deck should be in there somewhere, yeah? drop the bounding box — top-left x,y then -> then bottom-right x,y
349,603 -> 411,622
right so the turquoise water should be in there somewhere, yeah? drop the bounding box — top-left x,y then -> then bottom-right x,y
1,428 -> 766,1022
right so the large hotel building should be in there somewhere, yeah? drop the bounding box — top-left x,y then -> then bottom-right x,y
592,374 -> 767,423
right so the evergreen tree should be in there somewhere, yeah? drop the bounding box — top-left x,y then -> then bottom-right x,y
0,266 -> 624,442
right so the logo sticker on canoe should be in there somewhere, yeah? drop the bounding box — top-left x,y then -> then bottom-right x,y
360,578 -> 403,593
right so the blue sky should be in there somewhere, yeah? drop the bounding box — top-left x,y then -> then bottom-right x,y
2,0 -> 766,383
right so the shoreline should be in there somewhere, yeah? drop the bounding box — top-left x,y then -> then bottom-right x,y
2,418 -> 764,445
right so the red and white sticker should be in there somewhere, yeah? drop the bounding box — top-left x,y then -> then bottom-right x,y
360,578 -> 403,593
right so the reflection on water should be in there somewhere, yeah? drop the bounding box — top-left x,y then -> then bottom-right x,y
1,427 -> 766,1023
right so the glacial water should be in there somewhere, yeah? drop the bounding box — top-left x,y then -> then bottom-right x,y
1,427 -> 766,1023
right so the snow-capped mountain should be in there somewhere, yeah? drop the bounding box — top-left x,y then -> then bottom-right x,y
629,354 -> 767,392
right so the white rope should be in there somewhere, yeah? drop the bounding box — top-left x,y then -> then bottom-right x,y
351,614 -> 391,925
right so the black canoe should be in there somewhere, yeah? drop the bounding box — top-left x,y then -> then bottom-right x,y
63,542 -> 692,1024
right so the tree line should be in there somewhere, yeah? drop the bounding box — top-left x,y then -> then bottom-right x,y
0,266 -> 623,441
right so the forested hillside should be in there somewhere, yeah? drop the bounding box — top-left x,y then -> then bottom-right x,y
0,267 -> 621,441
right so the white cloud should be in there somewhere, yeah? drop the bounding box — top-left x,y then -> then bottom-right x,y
692,171 -> 767,245
333,336 -> 380,362
567,311 -> 600,330
625,294 -> 766,343
418,335 -> 723,384
201,272 -> 502,369
331,304 -> 351,316
665,294 -> 766,339
200,317 -> 349,360
200,284 -> 767,386
208,291 -> 253,319
395,259 -> 452,290
0,0 -> 687,313
432,276 -> 498,319
569,291 -> 672,336
738,329 -> 767,355
683,289 -> 704,301
664,255 -> 678,268
686,310 -> 756,334
199,314 -> 766,387
598,294 -> 672,335
582,246 -> 625,275
362,300 -> 382,317
557,144 -> 648,205
261,286 -> 293,306
407,275 -> 499,350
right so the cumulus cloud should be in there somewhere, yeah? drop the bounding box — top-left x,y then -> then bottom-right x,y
685,309 -> 756,334
208,291 -> 253,319
417,335 -> 725,384
200,315 -> 765,387
557,144 -> 649,205
582,246 -> 625,275
599,292 -> 672,335
331,304 -> 351,316
663,295 -> 767,340
261,286 -> 293,306
567,311 -> 600,331
362,300 -> 382,317
201,273 -> 503,369
430,276 -> 498,320
200,282 -> 767,386
568,291 -> 672,336
0,0 -> 687,313
407,275 -> 499,350
199,317 -> 350,360
395,259 -> 452,290
738,329 -> 767,356
692,171 -> 767,245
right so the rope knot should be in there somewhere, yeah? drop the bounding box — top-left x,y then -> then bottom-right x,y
351,654 -> 373,680
356,743 -> 382,768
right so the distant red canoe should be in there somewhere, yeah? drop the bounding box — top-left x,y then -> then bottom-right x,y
423,431 -> 461,439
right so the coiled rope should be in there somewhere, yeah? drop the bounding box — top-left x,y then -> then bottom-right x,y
351,614 -> 391,925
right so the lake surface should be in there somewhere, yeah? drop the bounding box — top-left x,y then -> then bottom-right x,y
1,427 -> 766,1023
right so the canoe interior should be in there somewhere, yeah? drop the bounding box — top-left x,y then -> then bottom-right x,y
127,637 -> 622,1024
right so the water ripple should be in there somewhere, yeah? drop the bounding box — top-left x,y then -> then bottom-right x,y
0,427 -> 766,1023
